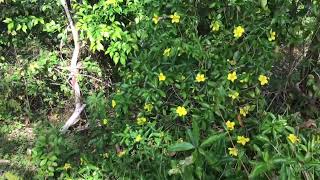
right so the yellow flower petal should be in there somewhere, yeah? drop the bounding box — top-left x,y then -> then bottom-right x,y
152,14 -> 160,24
144,103 -> 153,112
227,71 -> 237,82
170,12 -> 180,23
239,105 -> 250,117
210,21 -> 220,32
63,163 -> 72,170
225,120 -> 235,131
163,48 -> 171,57
195,73 -> 206,82
112,100 -> 116,108
176,106 -> 187,117
117,150 -> 126,157
258,75 -> 269,85
135,134 -> 142,142
268,30 -> 276,41
228,147 -> 238,157
233,26 -> 245,38
228,91 -> 239,100
237,136 -> 250,145
137,117 -> 147,125
158,73 -> 166,81
288,134 -> 299,144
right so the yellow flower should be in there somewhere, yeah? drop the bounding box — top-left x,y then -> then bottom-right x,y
210,21 -> 220,32
29,63 -> 39,72
158,73 -> 166,81
195,73 -> 206,82
227,71 -> 237,82
135,134 -> 142,142
117,150 -> 126,157
63,163 -> 72,170
102,119 -> 109,125
228,91 -> 239,100
137,117 -> 147,125
288,134 -> 300,144
228,147 -> 238,157
163,48 -> 171,57
268,30 -> 276,41
239,105 -> 250,117
112,100 -> 116,108
144,103 -> 153,112
169,12 -> 180,23
233,26 -> 245,38
152,14 -> 160,24
225,120 -> 235,131
176,106 -> 187,117
258,75 -> 269,85
237,136 -> 250,145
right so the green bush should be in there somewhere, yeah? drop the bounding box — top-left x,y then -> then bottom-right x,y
102,0 -> 320,179
32,127 -> 67,178
1,0 -> 320,179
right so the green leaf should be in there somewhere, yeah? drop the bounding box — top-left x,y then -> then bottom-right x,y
168,142 -> 195,152
271,157 -> 287,164
120,54 -> 126,65
4,172 -> 21,180
256,135 -> 270,143
192,119 -> 200,147
40,159 -> 47,166
200,133 -> 226,148
279,164 -> 287,180
22,24 -> 28,33
113,52 -> 120,64
8,22 -> 14,31
249,162 -> 269,178
48,166 -> 54,172
16,24 -> 21,31
158,89 -> 166,97
3,18 -> 12,23
260,0 -> 268,9
96,42 -> 104,51
39,18 -> 45,24
187,129 -> 195,145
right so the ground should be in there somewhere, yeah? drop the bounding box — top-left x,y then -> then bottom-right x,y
0,120 -> 36,179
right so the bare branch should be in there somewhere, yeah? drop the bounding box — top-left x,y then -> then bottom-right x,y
0,160 -> 10,164
59,0 -> 85,133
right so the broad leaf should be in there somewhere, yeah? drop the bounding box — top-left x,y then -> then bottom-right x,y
200,133 -> 226,148
168,142 -> 195,152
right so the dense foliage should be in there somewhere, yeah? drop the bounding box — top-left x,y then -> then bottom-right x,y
1,0 -> 320,179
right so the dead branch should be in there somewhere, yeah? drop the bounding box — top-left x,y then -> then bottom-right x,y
59,0 -> 85,133
0,160 -> 10,164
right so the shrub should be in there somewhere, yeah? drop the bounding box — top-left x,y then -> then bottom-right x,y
1,0 -> 320,179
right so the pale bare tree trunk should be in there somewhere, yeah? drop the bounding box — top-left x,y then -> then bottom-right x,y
59,0 -> 86,133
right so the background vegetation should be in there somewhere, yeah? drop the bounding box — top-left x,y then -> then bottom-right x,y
1,0 -> 320,179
